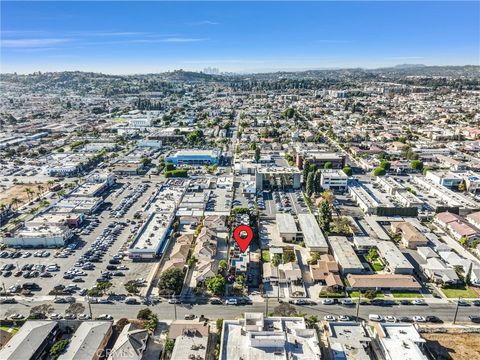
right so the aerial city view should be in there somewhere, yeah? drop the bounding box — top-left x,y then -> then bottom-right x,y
0,1 -> 479,359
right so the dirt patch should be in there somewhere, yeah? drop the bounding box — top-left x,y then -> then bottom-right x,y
0,183 -> 47,207
423,332 -> 480,359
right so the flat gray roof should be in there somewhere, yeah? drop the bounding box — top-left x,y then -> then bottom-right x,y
0,321 -> 57,360
276,213 -> 298,235
58,321 -> 111,360
297,214 -> 328,250
329,236 -> 364,271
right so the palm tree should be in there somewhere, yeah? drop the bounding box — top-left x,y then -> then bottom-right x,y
37,184 -> 44,196
10,197 -> 19,210
24,188 -> 33,201
47,180 -> 54,189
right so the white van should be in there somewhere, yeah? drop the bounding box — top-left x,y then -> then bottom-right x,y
369,314 -> 383,322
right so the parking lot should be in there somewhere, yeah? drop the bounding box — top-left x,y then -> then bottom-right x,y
0,178 -> 159,298
263,189 -> 308,216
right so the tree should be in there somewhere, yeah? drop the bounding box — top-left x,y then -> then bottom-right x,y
302,159 -> 310,183
283,107 -> 295,119
305,315 -> 319,329
96,281 -> 112,295
50,339 -> 69,359
254,147 -> 260,163
164,337 -> 175,353
366,248 -> 379,262
273,303 -> 296,316
216,319 -> 224,335
324,162 -> 333,170
29,304 -> 54,319
272,254 -> 280,267
206,275 -> 225,296
165,162 -> 175,171
282,250 -> 296,263
188,255 -> 197,269
116,318 -> 129,332
66,303 -> 85,316
458,181 -> 466,192
313,169 -> 322,194
373,167 -> 386,176
137,308 -> 153,320
422,166 -> 431,176
218,260 -> 228,273
410,160 -> 424,171
459,236 -> 469,247
318,200 -> 332,233
306,172 -> 314,197
379,160 -> 391,171
125,280 -> 140,294
158,268 -> 184,295
364,290 -> 377,300
342,167 -> 353,176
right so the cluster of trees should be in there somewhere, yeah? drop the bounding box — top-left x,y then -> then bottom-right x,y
318,200 -> 332,233
136,98 -> 162,110
136,308 -> 158,333
164,169 -> 188,178
158,268 -> 184,295
373,160 -> 390,177
187,129 -> 205,145
206,275 -> 226,296
303,160 -> 323,197
49,339 -> 69,359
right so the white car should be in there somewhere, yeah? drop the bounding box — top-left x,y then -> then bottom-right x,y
98,314 -> 113,320
385,316 -> 397,323
225,298 -> 237,305
168,298 -> 180,304
413,316 -> 426,322
339,315 -> 351,321
412,299 -> 426,305
322,299 -> 335,305
49,313 -> 63,320
78,314 -> 91,320
341,299 -> 354,306
323,315 -> 336,321
369,314 -> 383,322
9,313 -> 24,320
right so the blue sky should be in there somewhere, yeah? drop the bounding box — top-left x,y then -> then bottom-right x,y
1,1 -> 479,74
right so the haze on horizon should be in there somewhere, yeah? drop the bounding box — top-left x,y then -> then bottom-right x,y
1,1 -> 479,74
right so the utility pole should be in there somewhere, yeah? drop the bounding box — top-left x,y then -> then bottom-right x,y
356,292 -> 361,322
265,297 -> 269,317
453,297 -> 460,325
87,296 -> 93,319
174,303 -> 177,320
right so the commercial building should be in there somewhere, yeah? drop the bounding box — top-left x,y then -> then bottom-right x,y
165,149 -> 220,165
276,213 -> 299,242
412,176 -> 478,210
296,150 -> 345,170
297,213 -> 329,252
58,321 -> 112,360
329,236 -> 365,275
2,219 -> 73,248
129,179 -> 188,260
0,321 -> 60,360
320,170 -> 348,191
255,165 -> 301,190
372,323 -> 428,360
324,321 -> 372,360
220,312 -> 321,360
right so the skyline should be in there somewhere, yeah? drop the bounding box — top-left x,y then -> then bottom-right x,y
1,1 -> 479,74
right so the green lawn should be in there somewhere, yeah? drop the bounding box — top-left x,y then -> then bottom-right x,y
349,291 -> 384,299
0,326 -> 19,335
372,262 -> 385,272
441,286 -> 479,299
261,250 -> 270,263
391,291 -> 422,298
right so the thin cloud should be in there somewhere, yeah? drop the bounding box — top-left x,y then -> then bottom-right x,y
189,20 -> 220,26
1,38 -> 71,48
162,37 -> 207,43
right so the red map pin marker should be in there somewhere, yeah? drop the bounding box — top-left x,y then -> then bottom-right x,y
233,224 -> 254,253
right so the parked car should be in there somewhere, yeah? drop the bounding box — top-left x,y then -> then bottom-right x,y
323,315 -> 336,321
368,314 -> 383,322
184,314 -> 196,320
168,298 -> 180,304
425,316 -> 443,323
225,298 -> 237,305
413,316 -> 426,322
210,298 -> 223,305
